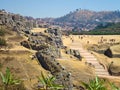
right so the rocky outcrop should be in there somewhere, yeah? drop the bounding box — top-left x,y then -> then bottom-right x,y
104,48 -> 113,58
0,9 -> 38,32
36,48 -> 73,90
104,45 -> 120,58
66,49 -> 82,60
108,61 -> 120,76
1,10 -> 73,90
46,28 -> 63,48
21,28 -> 74,89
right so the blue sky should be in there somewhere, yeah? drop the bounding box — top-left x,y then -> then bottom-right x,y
0,0 -> 120,18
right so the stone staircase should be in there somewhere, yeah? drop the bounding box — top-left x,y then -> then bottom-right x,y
70,42 -> 109,76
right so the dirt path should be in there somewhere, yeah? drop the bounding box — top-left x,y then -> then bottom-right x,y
70,41 -> 109,76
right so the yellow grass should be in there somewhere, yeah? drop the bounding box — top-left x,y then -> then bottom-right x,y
0,30 -> 49,89
62,35 -> 120,84
2,28 -> 120,89
65,35 -> 120,48
31,28 -> 47,33
58,59 -> 94,85
110,45 -> 120,54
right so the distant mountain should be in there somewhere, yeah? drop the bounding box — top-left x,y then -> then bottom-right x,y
54,9 -> 120,31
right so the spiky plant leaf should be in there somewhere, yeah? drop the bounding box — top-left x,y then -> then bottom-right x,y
0,72 -> 5,83
38,72 -> 64,90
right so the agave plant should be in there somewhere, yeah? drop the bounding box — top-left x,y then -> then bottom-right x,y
82,76 -> 107,90
0,67 -> 21,90
37,72 -> 64,90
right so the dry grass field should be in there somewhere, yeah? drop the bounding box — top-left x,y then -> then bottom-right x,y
62,35 -> 120,88
31,28 -> 47,33
63,35 -> 120,65
62,35 -> 120,48
0,30 -> 48,90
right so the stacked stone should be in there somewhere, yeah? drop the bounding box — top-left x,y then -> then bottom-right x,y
36,48 -> 73,90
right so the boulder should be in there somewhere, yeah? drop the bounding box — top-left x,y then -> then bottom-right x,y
47,28 -> 63,48
104,45 -> 120,58
104,48 -> 113,58
36,48 -> 73,90
66,49 -> 82,60
108,61 -> 120,76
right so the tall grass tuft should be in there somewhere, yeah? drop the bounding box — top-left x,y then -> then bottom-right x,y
37,72 -> 64,90
0,67 -> 21,90
82,76 -> 107,90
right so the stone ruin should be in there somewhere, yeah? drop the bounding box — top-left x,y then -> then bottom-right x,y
21,28 -> 73,89
0,9 -> 73,89
65,49 -> 82,60
36,48 -> 73,90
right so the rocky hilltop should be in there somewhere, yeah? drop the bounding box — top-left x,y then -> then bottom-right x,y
0,9 -> 38,32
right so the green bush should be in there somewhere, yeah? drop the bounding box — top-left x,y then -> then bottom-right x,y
37,72 -> 64,90
0,67 -> 23,90
82,76 -> 107,90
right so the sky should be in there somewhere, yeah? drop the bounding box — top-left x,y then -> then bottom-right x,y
0,0 -> 120,18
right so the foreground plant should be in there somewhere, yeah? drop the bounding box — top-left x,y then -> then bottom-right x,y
0,67 -> 21,90
37,72 -> 64,90
109,82 -> 120,90
82,76 -> 107,90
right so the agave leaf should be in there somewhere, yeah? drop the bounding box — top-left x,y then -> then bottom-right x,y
49,76 -> 55,82
5,67 -> 11,85
51,84 -> 64,89
38,76 -> 46,85
81,81 -> 89,89
0,72 -> 6,83
41,72 -> 47,85
95,76 -> 99,86
38,72 -> 64,90
12,79 -> 21,85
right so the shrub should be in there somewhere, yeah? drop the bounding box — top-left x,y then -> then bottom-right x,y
37,72 -> 64,90
82,76 -> 107,90
0,67 -> 22,90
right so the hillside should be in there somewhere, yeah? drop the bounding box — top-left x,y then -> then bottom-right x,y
70,22 -> 120,35
89,22 -> 120,35
54,9 -> 120,31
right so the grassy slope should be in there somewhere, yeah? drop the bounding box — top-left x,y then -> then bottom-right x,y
0,28 -> 48,89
